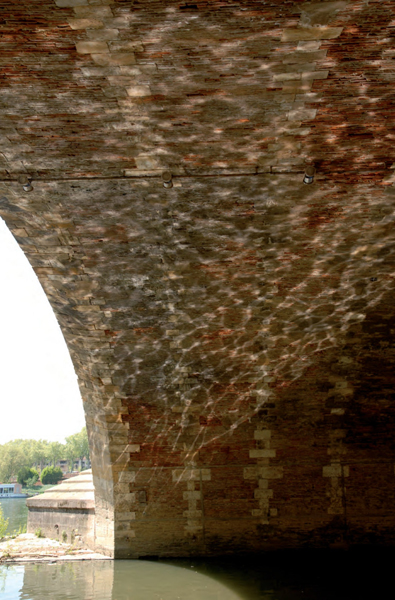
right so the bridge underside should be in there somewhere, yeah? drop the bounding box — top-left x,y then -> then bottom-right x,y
1,0 -> 395,557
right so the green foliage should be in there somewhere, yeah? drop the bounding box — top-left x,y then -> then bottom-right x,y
65,427 -> 89,471
30,440 -> 50,471
40,466 -> 63,485
48,441 -> 64,467
17,467 -> 39,486
25,474 -> 39,488
0,504 -> 9,539
35,528 -> 43,538
0,427 -> 89,480
22,483 -> 54,495
13,524 -> 27,536
0,442 -> 27,483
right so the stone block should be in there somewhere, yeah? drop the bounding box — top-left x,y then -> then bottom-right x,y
92,53 -> 136,66
81,66 -> 116,76
183,509 -> 202,518
302,70 -> 329,80
249,449 -> 276,458
118,471 -> 136,483
285,62 -> 316,73
128,444 -> 141,453
107,76 -> 138,86
68,18 -> 103,29
127,85 -> 151,97
295,92 -> 322,103
115,521 -> 135,531
116,512 -> 136,521
135,155 -> 160,170
109,41 -> 144,52
299,1 -> 349,27
273,73 -> 301,82
258,466 -> 284,479
86,28 -> 119,40
185,523 -> 203,532
254,489 -> 274,500
74,5 -> 112,16
102,16 -> 132,28
55,0 -> 88,6
281,27 -> 343,42
277,82 -> 312,94
76,41 -> 109,54
110,445 -> 134,455
114,482 -> 130,494
323,463 -> 342,477
287,108 -> 317,121
118,66 -> 142,76
297,40 -> 321,51
201,469 -> 211,481
172,468 -> 200,482
254,430 -> 271,440
283,50 -> 327,63
183,491 -> 201,500
114,493 -> 136,510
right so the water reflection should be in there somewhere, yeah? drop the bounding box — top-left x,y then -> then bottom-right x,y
20,561 -> 113,600
0,499 -> 28,535
2,560 -> 240,600
0,551 -> 393,600
112,561 -> 241,600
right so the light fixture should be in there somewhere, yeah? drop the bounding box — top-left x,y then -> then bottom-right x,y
18,174 -> 33,192
303,165 -> 316,185
162,171 -> 173,188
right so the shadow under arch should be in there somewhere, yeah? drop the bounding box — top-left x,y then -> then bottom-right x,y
0,192 -> 116,557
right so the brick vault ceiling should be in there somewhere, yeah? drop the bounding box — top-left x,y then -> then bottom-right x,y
2,1 -> 395,556
0,0 -> 394,182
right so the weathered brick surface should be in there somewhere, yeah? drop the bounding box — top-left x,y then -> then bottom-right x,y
1,0 -> 395,558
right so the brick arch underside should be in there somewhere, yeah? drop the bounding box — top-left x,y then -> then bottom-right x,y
1,174 -> 395,557
1,0 -> 395,558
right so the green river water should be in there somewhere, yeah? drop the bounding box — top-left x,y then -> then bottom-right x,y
0,498 -> 28,535
0,549 -> 392,600
0,501 -> 392,599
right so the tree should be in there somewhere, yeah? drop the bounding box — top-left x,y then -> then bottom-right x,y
48,441 -> 64,467
65,427 -> 89,471
0,429 -> 88,479
0,443 -> 27,482
30,440 -> 50,473
40,466 -> 63,485
17,467 -> 39,486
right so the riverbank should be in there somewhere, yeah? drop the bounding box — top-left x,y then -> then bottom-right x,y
0,533 -> 110,563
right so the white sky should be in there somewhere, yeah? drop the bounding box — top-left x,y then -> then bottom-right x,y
0,217 -> 86,445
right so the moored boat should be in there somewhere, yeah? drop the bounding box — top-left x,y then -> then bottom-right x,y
0,483 -> 27,498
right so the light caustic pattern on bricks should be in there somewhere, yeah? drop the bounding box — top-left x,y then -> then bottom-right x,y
2,170 -> 395,555
0,0 -> 362,180
1,0 -> 394,181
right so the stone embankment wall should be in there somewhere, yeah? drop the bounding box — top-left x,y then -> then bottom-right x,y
26,472 -> 95,549
1,0 -> 395,557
